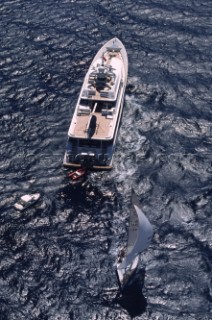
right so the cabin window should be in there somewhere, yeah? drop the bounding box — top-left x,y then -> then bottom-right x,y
78,139 -> 101,148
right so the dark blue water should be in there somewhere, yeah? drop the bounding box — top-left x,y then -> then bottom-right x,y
0,0 -> 212,319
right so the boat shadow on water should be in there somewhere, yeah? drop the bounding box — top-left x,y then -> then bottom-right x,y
100,269 -> 147,319
115,268 -> 147,318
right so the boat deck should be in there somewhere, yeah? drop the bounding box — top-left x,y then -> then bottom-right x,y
71,110 -> 114,140
64,38 -> 128,169
67,37 -> 127,142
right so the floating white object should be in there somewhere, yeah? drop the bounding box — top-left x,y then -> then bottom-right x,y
14,193 -> 41,211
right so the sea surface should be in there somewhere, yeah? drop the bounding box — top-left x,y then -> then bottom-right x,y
0,0 -> 212,319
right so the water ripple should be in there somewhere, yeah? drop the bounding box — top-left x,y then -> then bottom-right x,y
0,0 -> 212,319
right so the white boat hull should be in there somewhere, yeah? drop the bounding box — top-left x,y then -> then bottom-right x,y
63,38 -> 128,170
116,255 -> 139,290
14,193 -> 41,211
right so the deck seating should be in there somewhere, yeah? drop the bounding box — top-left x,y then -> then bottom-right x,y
101,108 -> 114,116
77,105 -> 91,115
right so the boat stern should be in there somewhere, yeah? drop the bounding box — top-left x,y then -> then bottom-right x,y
63,150 -> 113,171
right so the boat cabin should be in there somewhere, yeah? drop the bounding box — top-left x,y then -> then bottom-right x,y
81,54 -> 122,101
